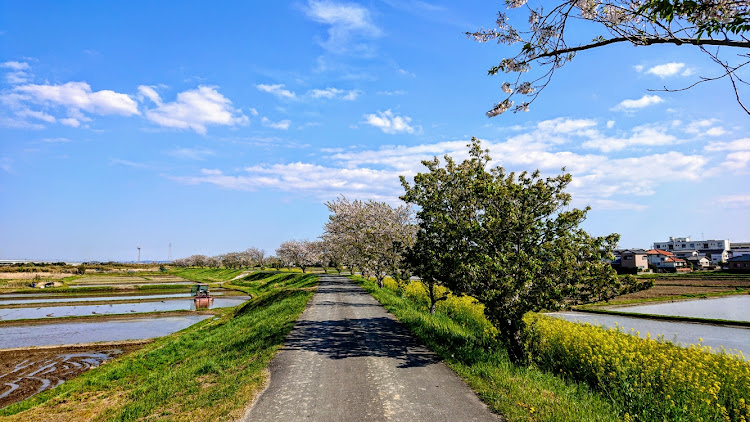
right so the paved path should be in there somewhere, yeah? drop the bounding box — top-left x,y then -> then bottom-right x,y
244,275 -> 500,421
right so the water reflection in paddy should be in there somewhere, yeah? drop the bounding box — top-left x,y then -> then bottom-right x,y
0,292 -> 227,306
551,311 -> 750,356
610,295 -> 750,322
0,297 -> 249,321
0,315 -> 213,349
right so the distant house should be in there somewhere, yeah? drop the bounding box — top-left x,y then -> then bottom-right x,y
620,249 -> 649,273
673,250 -> 699,259
685,256 -> 711,269
647,249 -> 688,272
727,255 -> 750,272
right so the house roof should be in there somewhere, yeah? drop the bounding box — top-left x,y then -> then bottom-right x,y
728,255 -> 750,262
621,249 -> 648,254
647,249 -> 674,256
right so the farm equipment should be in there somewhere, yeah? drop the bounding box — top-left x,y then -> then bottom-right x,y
191,284 -> 214,309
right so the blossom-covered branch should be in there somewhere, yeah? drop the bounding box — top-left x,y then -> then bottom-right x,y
469,0 -> 750,116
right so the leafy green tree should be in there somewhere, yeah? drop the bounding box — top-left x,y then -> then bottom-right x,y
401,138 -> 648,363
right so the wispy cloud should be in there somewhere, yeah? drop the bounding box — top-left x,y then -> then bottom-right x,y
309,87 -> 361,100
362,109 -> 418,134
167,147 -> 216,161
262,117 -> 291,130
256,84 -> 297,100
1,61 -> 32,84
613,94 -> 664,111
169,118 -> 717,209
141,86 -> 248,134
640,62 -> 691,78
717,194 -> 750,208
304,0 -> 381,53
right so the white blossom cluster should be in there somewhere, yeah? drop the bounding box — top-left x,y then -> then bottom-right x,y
322,196 -> 415,285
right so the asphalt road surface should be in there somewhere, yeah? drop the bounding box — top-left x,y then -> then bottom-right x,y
244,275 -> 500,421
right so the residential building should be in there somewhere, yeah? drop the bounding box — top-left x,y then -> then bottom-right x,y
652,237 -> 730,265
730,242 -> 750,258
620,249 -> 649,272
647,249 -> 688,272
685,256 -> 710,269
727,255 -> 750,272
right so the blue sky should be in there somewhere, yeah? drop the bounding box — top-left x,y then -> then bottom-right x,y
1,1 -> 748,262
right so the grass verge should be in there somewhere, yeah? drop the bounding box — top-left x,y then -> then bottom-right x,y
0,271 -> 318,421
353,276 -> 622,422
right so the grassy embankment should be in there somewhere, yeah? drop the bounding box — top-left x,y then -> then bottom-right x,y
356,276 -> 750,422
0,270 -> 318,421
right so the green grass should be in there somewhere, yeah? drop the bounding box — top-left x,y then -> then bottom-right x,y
0,271 -> 318,421
353,276 -> 622,422
170,268 -> 248,283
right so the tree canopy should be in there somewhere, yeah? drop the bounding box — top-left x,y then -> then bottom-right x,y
401,138 -> 649,363
469,0 -> 750,115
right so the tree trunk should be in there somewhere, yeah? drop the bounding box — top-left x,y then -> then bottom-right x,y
504,319 -> 526,365
377,276 -> 384,288
430,300 -> 437,315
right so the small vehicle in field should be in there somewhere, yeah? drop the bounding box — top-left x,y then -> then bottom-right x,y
191,284 -> 214,309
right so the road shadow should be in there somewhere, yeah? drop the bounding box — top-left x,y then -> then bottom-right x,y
283,317 -> 439,368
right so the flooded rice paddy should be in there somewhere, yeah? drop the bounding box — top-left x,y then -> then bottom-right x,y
0,297 -> 249,321
552,311 -> 750,356
0,315 -> 213,349
608,295 -> 750,322
0,292 -> 226,306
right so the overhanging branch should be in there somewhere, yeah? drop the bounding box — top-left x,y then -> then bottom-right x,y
534,36 -> 750,60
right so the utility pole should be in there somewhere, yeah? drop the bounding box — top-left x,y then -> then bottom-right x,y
137,246 -> 141,264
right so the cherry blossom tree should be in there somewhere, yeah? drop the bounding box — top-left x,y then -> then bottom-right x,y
469,0 -> 750,115
246,247 -> 266,269
276,239 -> 319,273
323,196 -> 416,288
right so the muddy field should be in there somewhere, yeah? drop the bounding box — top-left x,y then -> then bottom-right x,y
0,341 -> 147,409
650,278 -> 750,288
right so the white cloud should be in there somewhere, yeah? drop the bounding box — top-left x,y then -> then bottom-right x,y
704,138 -> 750,152
143,86 -> 248,134
537,117 -> 596,133
1,61 -> 30,71
262,117 -> 291,130
168,147 -> 216,161
722,151 -> 750,171
169,133 -> 710,205
613,95 -> 664,111
1,62 -> 32,84
305,0 -> 381,52
581,124 -> 678,152
16,109 -> 56,123
717,195 -> 750,208
606,120 -> 615,129
308,87 -> 361,100
16,81 -> 139,116
362,109 -> 417,134
60,118 -> 81,127
256,84 -> 296,99
378,90 -> 406,96
644,62 -> 686,78
137,85 -> 162,105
